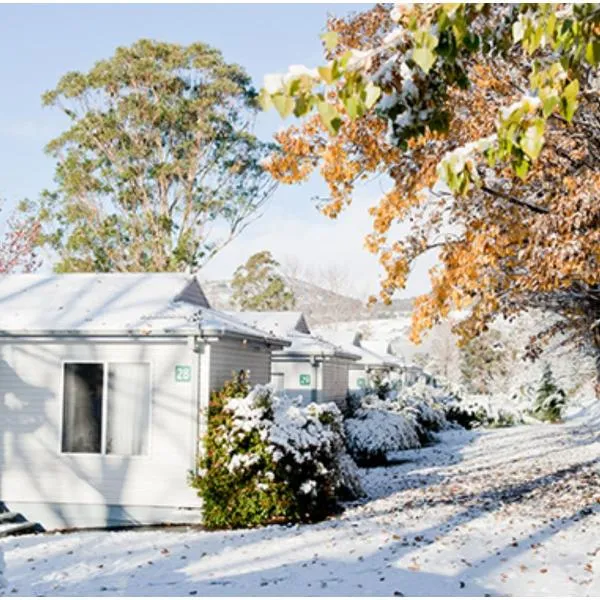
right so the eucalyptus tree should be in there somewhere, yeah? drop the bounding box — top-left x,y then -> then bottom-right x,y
29,39 -> 277,272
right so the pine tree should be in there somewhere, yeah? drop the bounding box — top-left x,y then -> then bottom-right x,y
531,363 -> 566,423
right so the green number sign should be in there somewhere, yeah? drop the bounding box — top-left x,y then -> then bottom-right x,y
299,374 -> 311,386
175,365 -> 192,382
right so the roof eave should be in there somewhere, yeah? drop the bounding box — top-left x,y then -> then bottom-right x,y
200,326 -> 291,349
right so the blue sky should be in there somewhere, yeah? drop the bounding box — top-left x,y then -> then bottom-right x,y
0,3 -> 433,299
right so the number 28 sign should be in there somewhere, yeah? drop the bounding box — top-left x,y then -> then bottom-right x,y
175,365 -> 192,382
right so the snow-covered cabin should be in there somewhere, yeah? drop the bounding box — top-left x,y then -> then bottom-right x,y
0,273 -> 289,530
228,312 -> 360,408
361,340 -> 436,387
313,330 -> 398,393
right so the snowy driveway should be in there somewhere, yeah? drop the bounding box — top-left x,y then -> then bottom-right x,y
1,412 -> 599,596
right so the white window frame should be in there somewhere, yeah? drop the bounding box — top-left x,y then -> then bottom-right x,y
59,360 -> 153,458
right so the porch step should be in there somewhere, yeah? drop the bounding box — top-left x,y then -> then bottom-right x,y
0,507 -> 41,537
0,512 -> 20,524
0,521 -> 38,537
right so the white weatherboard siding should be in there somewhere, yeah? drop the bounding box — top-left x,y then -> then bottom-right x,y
270,358 -> 320,404
0,338 -> 202,529
348,366 -> 369,392
270,358 -> 353,407
208,339 -> 272,391
348,365 -> 391,392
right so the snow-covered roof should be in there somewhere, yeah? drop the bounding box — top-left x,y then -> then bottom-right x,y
358,339 -> 410,368
229,310 -> 359,361
0,274 -> 289,347
316,329 -> 362,348
313,329 -> 396,368
280,332 -> 361,361
226,311 -> 310,336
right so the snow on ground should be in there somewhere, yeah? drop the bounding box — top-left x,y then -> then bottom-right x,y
1,409 -> 599,596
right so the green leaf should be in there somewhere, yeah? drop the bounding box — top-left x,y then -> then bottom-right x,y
364,82 -> 381,110
317,65 -> 334,84
258,89 -> 273,111
521,120 -> 545,160
272,94 -> 294,118
561,79 -> 580,122
320,31 -> 339,51
293,95 -> 312,118
413,46 -> 436,73
344,95 -> 361,119
338,51 -> 353,70
563,78 -> 579,102
541,95 -> 559,117
585,40 -> 600,65
515,158 -> 530,180
317,101 -> 342,134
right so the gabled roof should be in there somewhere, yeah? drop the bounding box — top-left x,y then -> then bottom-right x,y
0,274 -> 288,347
226,311 -> 310,336
315,329 -> 362,348
229,311 -> 359,361
280,332 -> 361,361
313,329 -> 396,367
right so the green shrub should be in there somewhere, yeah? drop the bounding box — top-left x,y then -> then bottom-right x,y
530,363 -> 567,423
190,372 -> 363,529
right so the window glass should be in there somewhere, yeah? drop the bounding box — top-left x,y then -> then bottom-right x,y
62,363 -> 104,453
106,363 -> 150,456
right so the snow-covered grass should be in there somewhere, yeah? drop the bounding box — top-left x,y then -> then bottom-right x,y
1,403 -> 599,596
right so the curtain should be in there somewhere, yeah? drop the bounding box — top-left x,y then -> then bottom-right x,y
106,363 -> 150,456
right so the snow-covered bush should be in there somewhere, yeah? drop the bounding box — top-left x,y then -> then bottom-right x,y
443,393 -> 524,429
398,395 -> 448,442
368,370 -> 396,399
345,402 -> 420,466
191,372 -> 363,529
343,387 -> 450,465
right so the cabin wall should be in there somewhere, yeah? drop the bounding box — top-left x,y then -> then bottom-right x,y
0,337 -> 202,529
208,338 -> 272,392
270,357 -> 319,404
271,356 -> 353,408
348,366 -> 369,393
321,358 -> 352,409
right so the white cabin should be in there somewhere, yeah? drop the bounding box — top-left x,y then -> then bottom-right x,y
314,330 -> 398,393
228,312 -> 360,408
0,273 -> 288,530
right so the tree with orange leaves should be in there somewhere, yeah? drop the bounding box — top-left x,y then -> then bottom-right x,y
261,4 -> 600,392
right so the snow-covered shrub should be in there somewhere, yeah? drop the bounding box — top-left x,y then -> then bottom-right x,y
345,403 -> 420,466
344,394 -> 424,464
530,363 -> 567,423
191,372 -> 363,529
397,395 -> 448,442
444,393 -> 524,429
369,371 -> 395,399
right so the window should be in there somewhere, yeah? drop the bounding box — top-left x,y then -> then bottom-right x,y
62,362 -> 150,456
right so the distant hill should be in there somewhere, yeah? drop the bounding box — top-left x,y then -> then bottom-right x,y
200,276 -> 416,326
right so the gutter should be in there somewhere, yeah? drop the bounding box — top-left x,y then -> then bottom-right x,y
0,327 -> 291,350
